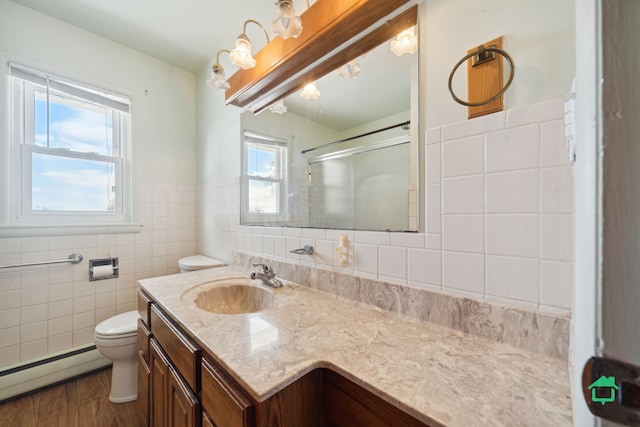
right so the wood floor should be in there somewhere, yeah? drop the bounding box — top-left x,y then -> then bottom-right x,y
0,368 -> 144,427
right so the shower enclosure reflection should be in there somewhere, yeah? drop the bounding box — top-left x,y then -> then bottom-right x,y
307,129 -> 411,230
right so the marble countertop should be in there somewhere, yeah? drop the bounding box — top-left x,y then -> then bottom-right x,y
139,266 -> 573,427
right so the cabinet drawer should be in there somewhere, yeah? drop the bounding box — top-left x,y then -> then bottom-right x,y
201,357 -> 254,427
138,289 -> 152,327
150,304 -> 201,392
138,318 -> 151,362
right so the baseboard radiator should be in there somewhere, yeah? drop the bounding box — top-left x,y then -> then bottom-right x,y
0,344 -> 111,402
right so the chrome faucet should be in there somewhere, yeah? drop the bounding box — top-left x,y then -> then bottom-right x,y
250,263 -> 283,288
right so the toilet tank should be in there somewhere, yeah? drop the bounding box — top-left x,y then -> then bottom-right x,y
178,255 -> 225,273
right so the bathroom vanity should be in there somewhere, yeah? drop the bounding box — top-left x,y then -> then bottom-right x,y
136,266 -> 572,427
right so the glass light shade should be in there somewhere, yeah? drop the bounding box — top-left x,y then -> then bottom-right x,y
390,27 -> 418,56
229,35 -> 256,70
337,60 -> 361,80
300,82 -> 320,100
271,0 -> 303,40
269,99 -> 287,114
206,64 -> 230,90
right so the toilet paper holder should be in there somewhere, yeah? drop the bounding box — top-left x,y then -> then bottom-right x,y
89,258 -> 119,281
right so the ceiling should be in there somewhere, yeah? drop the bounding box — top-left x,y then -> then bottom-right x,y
10,0 -> 415,131
10,0 -> 274,73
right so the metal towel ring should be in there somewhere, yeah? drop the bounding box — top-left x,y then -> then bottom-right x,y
448,46 -> 515,107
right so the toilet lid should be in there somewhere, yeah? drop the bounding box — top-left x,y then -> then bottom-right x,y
178,255 -> 225,271
95,310 -> 139,336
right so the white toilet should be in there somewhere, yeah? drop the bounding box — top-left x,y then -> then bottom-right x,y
94,310 -> 140,403
94,255 -> 225,403
178,254 -> 225,273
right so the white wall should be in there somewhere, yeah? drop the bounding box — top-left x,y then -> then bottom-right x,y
423,0 -> 575,129
196,0 -> 576,311
0,1 -> 197,368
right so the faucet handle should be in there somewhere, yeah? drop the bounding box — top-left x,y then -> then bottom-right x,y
252,263 -> 271,274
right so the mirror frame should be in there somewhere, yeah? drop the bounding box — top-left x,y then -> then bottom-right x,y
225,0 -> 417,113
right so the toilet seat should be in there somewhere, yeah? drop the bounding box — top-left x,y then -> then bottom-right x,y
95,330 -> 137,340
95,310 -> 138,339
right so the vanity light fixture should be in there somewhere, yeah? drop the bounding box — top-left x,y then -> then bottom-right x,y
269,99 -> 287,114
390,26 -> 418,56
207,50 -> 231,91
300,81 -> 320,100
337,59 -> 361,80
271,0 -> 305,40
229,20 -> 270,70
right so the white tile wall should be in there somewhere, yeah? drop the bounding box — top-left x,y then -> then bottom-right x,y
0,184 -> 197,369
232,99 -> 574,317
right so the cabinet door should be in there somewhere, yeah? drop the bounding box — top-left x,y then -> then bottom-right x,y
323,370 -> 430,427
168,365 -> 201,427
138,350 -> 151,427
201,357 -> 254,427
150,339 -> 170,427
202,412 -> 216,427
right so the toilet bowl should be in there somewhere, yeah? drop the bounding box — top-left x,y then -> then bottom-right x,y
94,310 -> 139,403
178,255 -> 225,273
95,255 -> 225,403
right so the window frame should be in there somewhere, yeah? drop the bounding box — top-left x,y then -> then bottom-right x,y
9,64 -> 133,229
240,129 -> 288,224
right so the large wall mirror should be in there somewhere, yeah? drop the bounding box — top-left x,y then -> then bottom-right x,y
240,4 -> 420,232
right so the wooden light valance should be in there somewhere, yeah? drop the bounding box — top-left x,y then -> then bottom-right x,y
225,0 -> 417,113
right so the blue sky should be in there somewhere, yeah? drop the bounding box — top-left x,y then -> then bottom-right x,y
246,143 -> 279,213
247,144 -> 276,178
31,93 -> 116,212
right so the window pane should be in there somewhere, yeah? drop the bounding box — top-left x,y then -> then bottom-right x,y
32,152 -> 116,212
248,180 -> 279,214
247,143 -> 277,178
34,89 -> 113,155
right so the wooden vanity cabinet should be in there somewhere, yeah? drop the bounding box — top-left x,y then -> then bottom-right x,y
137,291 -> 152,427
137,289 -> 430,427
150,337 -> 201,427
150,338 -> 170,427
323,370 -> 430,427
149,311 -> 202,427
201,356 -> 254,427
168,363 -> 201,427
138,288 -> 203,427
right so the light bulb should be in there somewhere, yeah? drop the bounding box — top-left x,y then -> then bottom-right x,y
300,82 -> 320,100
271,0 -> 303,40
229,35 -> 256,69
206,64 -> 230,91
337,60 -> 361,80
390,27 -> 418,57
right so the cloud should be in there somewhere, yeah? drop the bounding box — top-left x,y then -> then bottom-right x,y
41,168 -> 113,188
49,109 -> 113,154
33,167 -> 115,211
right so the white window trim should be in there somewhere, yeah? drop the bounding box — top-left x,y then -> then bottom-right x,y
3,62 -> 141,236
241,129 -> 288,224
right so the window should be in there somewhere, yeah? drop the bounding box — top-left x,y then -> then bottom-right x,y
241,131 -> 287,222
10,65 -> 131,227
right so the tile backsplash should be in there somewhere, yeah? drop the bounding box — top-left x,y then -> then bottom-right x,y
0,184 -> 196,369
235,99 -> 574,316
